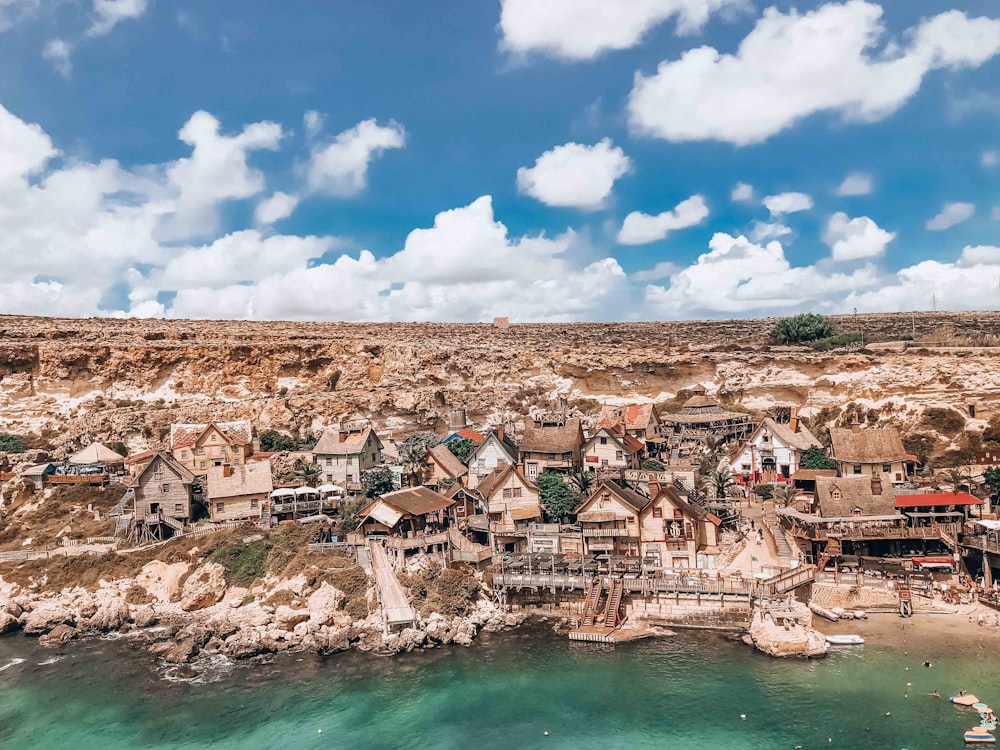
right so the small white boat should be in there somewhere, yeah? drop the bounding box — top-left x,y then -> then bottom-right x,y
825,634 -> 864,645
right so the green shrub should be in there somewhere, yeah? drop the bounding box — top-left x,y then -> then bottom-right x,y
0,433 -> 27,453
210,539 -> 269,586
922,407 -> 965,435
400,565 -> 480,617
774,313 -> 834,344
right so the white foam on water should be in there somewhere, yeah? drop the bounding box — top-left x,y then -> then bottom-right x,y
37,656 -> 63,665
159,653 -> 236,685
0,657 -> 26,673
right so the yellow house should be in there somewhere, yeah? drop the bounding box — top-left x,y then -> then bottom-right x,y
424,444 -> 468,487
171,421 -> 254,475
830,423 -> 911,483
207,460 -> 273,523
576,480 -> 650,557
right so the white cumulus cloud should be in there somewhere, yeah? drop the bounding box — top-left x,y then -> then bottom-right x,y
89,0 -> 147,36
306,118 -> 405,196
617,194 -> 708,245
42,38 -> 72,77
254,191 -> 299,225
516,139 -> 631,210
628,2 -> 1000,144
926,202 -> 976,231
763,192 -> 813,216
498,0 -> 746,60
749,221 -> 792,243
731,182 -> 754,202
823,212 -> 895,261
834,171 -> 873,196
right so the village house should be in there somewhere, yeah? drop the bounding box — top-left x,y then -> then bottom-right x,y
423,444 -> 468,488
583,426 -> 643,472
206,460 -> 273,524
575,480 -> 650,557
444,484 -> 480,524
472,462 -> 542,551
518,418 -> 584,480
356,486 -> 455,565
829,423 -> 912,483
726,410 -> 821,484
660,388 -> 754,449
466,428 -> 519,489
313,423 -> 384,493
130,451 -> 198,542
644,481 -> 722,570
170,421 -> 255,476
597,403 -> 662,443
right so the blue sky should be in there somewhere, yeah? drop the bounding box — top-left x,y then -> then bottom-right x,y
0,0 -> 998,321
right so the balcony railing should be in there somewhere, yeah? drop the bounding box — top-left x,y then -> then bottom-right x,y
582,527 -> 637,538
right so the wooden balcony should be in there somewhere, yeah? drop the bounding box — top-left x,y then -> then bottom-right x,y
788,521 -> 959,542
582,527 -> 637,538
962,534 -> 1000,555
49,474 -> 108,486
270,499 -> 334,514
382,531 -> 449,551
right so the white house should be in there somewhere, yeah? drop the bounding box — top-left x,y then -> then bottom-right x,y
727,412 -> 821,484
466,428 -> 518,489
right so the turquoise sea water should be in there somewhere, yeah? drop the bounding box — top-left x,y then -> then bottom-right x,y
0,621 -> 998,749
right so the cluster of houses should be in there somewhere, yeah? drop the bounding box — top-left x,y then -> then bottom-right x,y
9,391 -> 997,578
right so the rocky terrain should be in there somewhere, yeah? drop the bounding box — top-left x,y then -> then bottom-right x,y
2,312 -> 1000,457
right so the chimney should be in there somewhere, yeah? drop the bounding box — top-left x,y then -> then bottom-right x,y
789,407 -> 800,434
870,475 -> 882,496
497,425 -> 504,442
851,419 -> 861,434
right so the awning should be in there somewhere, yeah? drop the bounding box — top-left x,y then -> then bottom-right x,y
271,488 -> 296,498
294,486 -> 319,496
911,556 -> 954,566
896,492 -> 983,508
317,484 -> 344,494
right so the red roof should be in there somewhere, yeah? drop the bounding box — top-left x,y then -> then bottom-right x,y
124,449 -> 155,464
911,556 -> 954,565
455,428 -> 485,444
895,492 -> 983,508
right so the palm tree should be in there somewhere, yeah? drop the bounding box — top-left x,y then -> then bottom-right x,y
700,470 -> 735,499
294,461 -> 322,488
772,483 -> 798,507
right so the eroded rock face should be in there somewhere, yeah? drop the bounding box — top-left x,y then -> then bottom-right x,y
747,608 -> 827,658
136,561 -> 190,603
0,612 -> 19,634
21,602 -> 73,635
179,563 -> 227,612
38,624 -> 76,647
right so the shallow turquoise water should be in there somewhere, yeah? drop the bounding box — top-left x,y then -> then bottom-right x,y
0,623 -> 998,749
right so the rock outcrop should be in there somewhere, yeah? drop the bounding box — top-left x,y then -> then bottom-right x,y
746,605 -> 827,658
179,563 -> 226,612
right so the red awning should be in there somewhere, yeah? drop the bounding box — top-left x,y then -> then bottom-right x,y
911,556 -> 954,565
895,492 -> 983,508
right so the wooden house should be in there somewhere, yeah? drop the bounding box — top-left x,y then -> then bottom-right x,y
207,460 -> 273,523
643,482 -> 722,570
829,423 -> 912,483
474,462 -> 542,551
467,428 -> 519,489
444,484 -> 480,523
170,421 -> 254,475
727,411 -> 821,484
424,444 -> 468,487
313,424 -> 383,493
660,388 -> 754,447
575,480 -> 649,557
518,418 -> 584,480
583,427 -> 643,472
597,403 -> 662,444
131,452 -> 198,541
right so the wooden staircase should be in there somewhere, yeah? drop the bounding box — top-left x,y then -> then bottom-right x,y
582,579 -> 604,627
816,536 -> 842,572
602,578 -> 625,629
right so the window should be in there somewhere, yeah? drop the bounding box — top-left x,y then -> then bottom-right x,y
503,488 -> 512,499
325,458 -> 333,467
852,464 -> 862,475
549,453 -> 557,461
653,507 -> 663,519
346,474 -> 354,483
741,464 -> 751,472
882,464 -> 891,473
250,498 -> 259,509
161,483 -> 170,493
600,437 -> 607,445
216,502 -> 224,513
512,487 -> 522,498
233,459 -> 240,466
197,448 -> 205,455
200,461 -> 206,469
210,433 -> 217,442
615,451 -> 623,461
234,446 -> 241,455
181,450 -> 189,458
174,503 -> 183,513
832,490 -> 842,501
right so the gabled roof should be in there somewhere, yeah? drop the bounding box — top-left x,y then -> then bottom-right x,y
652,485 -> 711,523
135,451 -> 197,486
171,421 -> 253,449
207,460 -> 273,499
476,462 -> 537,500
760,418 -> 821,452
471,430 -> 518,463
519,418 -> 583,454
427,444 -> 468,479
124,449 -> 156,465
584,428 -> 643,455
830,427 -> 907,464
815,475 -> 898,517
597,403 -> 659,432
580,479 -> 650,515
314,426 -> 381,456
69,442 -> 124,465
445,429 -> 485,445
379,486 -> 455,516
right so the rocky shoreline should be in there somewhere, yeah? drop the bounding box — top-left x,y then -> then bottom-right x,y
0,560 -> 525,665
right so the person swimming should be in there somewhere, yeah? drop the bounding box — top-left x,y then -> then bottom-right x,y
931,691 -> 941,698
923,661 -> 933,668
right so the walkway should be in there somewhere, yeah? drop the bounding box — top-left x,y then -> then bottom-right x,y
369,542 -> 415,629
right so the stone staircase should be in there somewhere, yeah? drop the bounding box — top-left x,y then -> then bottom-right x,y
762,501 -> 794,558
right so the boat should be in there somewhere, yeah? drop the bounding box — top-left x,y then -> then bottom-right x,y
964,728 -> 995,743
953,694 -> 980,706
981,722 -> 997,730
825,634 -> 864,645
975,704 -> 991,711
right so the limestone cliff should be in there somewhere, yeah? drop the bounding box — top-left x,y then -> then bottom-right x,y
1,312 -> 999,455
